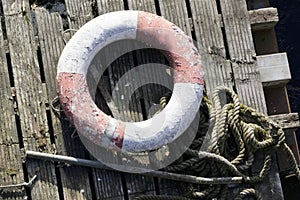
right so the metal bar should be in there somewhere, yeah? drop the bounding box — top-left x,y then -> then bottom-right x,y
0,175 -> 38,189
26,151 -> 243,185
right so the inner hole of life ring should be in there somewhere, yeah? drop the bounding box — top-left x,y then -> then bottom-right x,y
85,39 -> 174,122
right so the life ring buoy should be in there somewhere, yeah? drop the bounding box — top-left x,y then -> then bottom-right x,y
57,11 -> 204,152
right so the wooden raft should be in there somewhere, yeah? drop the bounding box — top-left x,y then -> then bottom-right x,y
0,0 -> 299,199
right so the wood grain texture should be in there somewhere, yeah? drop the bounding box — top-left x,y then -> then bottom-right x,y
97,0 -> 124,15
220,0 -> 284,199
128,0 -> 157,13
65,0 -> 94,29
190,0 -> 232,95
2,0 -> 59,198
34,8 -> 95,200
158,0 -> 191,36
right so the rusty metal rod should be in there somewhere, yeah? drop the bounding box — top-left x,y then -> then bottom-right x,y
26,151 -> 243,185
0,175 -> 37,189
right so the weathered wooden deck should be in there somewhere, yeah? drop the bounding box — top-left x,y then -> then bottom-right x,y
0,0 -> 299,199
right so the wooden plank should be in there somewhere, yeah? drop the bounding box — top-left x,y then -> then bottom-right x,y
34,8 -> 95,199
158,0 -> 191,36
65,0 -> 94,29
128,0 -> 157,13
249,7 -> 278,31
220,0 -> 284,199
92,169 -> 125,200
220,0 -> 267,113
97,0 -> 124,15
0,20 -> 25,198
269,113 -> 300,133
2,8 -> 59,200
0,15 -> 18,147
63,1 -> 131,199
0,145 -> 26,199
220,0 -> 256,63
190,0 -> 232,95
124,174 -> 156,198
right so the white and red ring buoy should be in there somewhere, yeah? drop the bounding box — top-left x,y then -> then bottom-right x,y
57,11 -> 204,152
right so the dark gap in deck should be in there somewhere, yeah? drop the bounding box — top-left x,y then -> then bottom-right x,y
91,0 -> 99,17
59,0 -> 70,30
230,63 -> 237,93
6,53 -> 15,87
87,161 -> 97,199
0,2 -> 7,40
123,0 -> 129,10
139,98 -> 148,120
154,0 -> 162,16
22,163 -> 32,200
120,173 -> 130,200
37,47 -> 46,83
215,0 -> 222,14
54,163 -> 65,200
184,0 -> 197,42
220,27 -> 230,60
46,111 -> 56,144
153,177 -> 160,195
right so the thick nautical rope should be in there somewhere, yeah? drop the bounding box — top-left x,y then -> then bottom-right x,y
135,86 -> 300,200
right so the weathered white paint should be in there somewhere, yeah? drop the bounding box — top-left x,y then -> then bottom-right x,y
57,11 -> 138,75
122,83 -> 203,151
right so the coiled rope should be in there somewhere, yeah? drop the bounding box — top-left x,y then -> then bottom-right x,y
135,86 -> 300,200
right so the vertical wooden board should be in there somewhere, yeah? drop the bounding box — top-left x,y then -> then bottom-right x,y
220,0 -> 256,62
219,0 -> 267,112
0,21 -> 25,199
2,0 -> 59,199
0,145 -> 26,199
231,63 -> 267,113
4,16 -> 51,151
92,169 -> 125,199
58,166 -> 93,200
128,0 -> 156,13
0,17 -> 18,147
125,174 -> 156,199
57,1 -> 129,198
34,8 -> 95,200
65,0 -> 94,29
1,0 -> 31,16
189,0 -> 232,95
158,0 -> 191,36
220,0 -> 284,199
97,0 -> 124,15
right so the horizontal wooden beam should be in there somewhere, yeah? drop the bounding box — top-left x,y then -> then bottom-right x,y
249,7 -> 279,30
269,112 -> 300,133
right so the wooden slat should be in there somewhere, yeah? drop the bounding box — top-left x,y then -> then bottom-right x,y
220,0 -> 256,63
97,0 -> 124,15
64,2 -> 131,199
249,7 -> 278,30
65,0 -> 94,29
158,0 -> 191,36
125,174 -> 156,198
128,0 -> 157,13
220,0 -> 284,199
92,169 -> 125,200
0,145 -> 25,199
220,0 -> 267,113
2,0 -> 59,198
34,8 -> 95,199
0,20 -> 25,199
0,16 -> 18,146
190,0 -> 232,95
